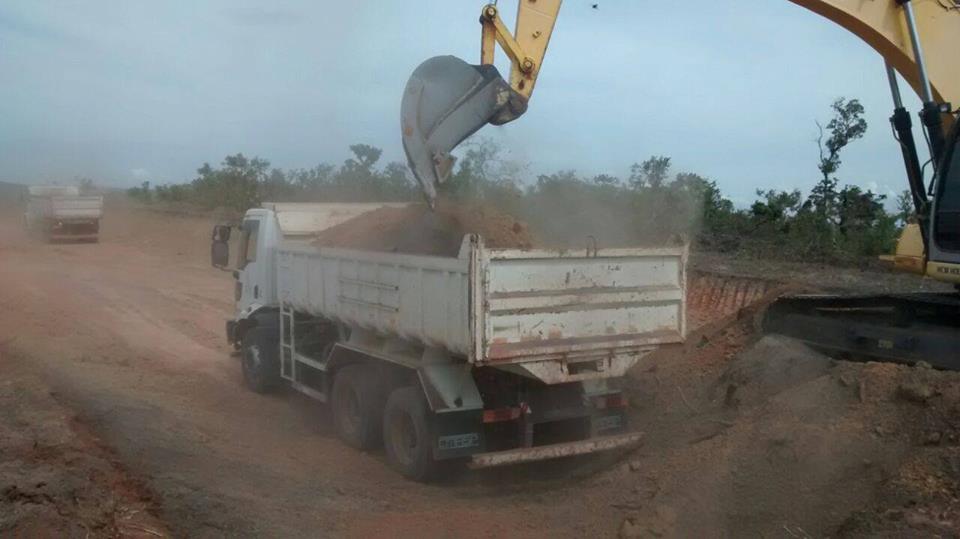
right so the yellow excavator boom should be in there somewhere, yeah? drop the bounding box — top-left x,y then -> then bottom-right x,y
401,0 -> 960,284
790,0 -> 958,107
480,0 -> 958,116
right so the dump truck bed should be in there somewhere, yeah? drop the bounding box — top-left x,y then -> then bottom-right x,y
28,194 -> 103,221
25,192 -> 103,241
42,196 -> 104,220
277,237 -> 686,382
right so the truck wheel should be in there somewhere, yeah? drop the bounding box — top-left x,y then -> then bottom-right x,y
383,386 -> 442,482
241,327 -> 281,393
331,364 -> 385,450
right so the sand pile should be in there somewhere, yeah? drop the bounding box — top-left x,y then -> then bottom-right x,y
312,202 -> 534,256
614,326 -> 960,537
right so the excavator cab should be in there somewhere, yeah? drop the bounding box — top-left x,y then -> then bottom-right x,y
932,123 -> 960,256
400,56 -> 526,205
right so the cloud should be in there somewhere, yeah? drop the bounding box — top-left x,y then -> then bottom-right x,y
0,0 -> 929,199
223,7 -> 302,27
0,7 -> 91,47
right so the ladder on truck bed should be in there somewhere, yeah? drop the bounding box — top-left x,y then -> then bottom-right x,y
279,304 -> 328,401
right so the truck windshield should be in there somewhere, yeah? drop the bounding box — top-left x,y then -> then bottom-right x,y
237,219 -> 259,269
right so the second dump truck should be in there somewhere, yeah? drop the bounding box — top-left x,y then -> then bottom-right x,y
25,185 -> 103,242
212,203 -> 686,480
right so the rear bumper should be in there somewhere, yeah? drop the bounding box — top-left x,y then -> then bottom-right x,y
49,233 -> 98,241
48,220 -> 99,241
469,431 -> 642,468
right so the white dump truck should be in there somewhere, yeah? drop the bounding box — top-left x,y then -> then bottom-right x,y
25,185 -> 103,242
212,203 -> 687,480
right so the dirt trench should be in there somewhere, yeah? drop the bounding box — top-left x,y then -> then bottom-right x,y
1,197 -> 958,537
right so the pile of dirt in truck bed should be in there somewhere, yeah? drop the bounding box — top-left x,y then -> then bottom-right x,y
312,202 -> 534,256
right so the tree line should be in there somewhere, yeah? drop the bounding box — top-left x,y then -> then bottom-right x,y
128,97 -> 909,263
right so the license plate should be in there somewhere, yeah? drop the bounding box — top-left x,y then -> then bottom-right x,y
438,433 -> 481,450
594,415 -> 622,432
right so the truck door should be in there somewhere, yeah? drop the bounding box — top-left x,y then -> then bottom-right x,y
237,217 -> 267,313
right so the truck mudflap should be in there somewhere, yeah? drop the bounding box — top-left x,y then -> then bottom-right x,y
468,431 -> 643,469
225,320 -> 238,344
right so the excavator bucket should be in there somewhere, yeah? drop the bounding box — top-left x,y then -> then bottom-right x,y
401,56 -> 527,205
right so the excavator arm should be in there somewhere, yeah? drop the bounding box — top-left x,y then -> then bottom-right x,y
478,0 -> 960,112
478,1 -> 561,101
402,0 -> 960,209
401,0 -> 960,368
400,2 -> 561,205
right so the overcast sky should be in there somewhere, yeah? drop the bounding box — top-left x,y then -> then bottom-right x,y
0,1 -> 928,206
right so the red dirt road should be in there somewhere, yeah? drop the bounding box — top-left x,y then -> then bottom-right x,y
0,201 -> 624,537
4,199 -> 958,537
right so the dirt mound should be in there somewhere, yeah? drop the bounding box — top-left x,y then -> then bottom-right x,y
618,328 -> 960,537
312,202 -> 534,256
710,336 -> 836,408
7,200 -> 960,537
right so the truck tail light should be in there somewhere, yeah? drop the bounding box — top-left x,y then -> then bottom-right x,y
482,407 -> 522,423
594,393 -> 628,410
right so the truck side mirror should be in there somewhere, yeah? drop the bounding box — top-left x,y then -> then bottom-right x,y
212,241 -> 230,269
211,224 -> 231,269
212,224 -> 231,242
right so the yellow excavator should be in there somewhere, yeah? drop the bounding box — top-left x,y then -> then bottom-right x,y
401,0 -> 960,367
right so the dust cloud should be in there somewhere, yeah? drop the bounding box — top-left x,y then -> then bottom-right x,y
463,180 -> 705,251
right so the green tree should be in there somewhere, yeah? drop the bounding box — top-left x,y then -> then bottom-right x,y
335,144 -> 383,196
591,173 -> 620,187
120,140 -> 909,264
379,162 -> 416,199
291,163 -> 335,193
346,144 -> 382,169
192,153 -> 269,213
751,189 -> 802,226
804,97 -> 869,256
673,173 -> 733,229
261,168 -> 294,201
837,186 -> 885,237
896,189 -> 915,225
629,156 -> 671,190
446,137 -> 504,199
127,181 -> 152,203
812,98 -> 867,220
835,186 -> 897,257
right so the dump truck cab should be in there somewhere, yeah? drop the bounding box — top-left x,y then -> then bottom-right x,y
232,208 -> 278,320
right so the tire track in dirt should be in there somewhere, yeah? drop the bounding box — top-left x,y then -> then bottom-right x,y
6,199 -> 955,537
0,204 -> 585,537
0,347 -> 168,537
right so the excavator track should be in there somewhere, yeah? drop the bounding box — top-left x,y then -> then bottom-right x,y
762,292 -> 960,369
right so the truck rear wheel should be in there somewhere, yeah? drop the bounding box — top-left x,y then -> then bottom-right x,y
241,327 -> 281,393
331,364 -> 385,450
383,386 -> 442,482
